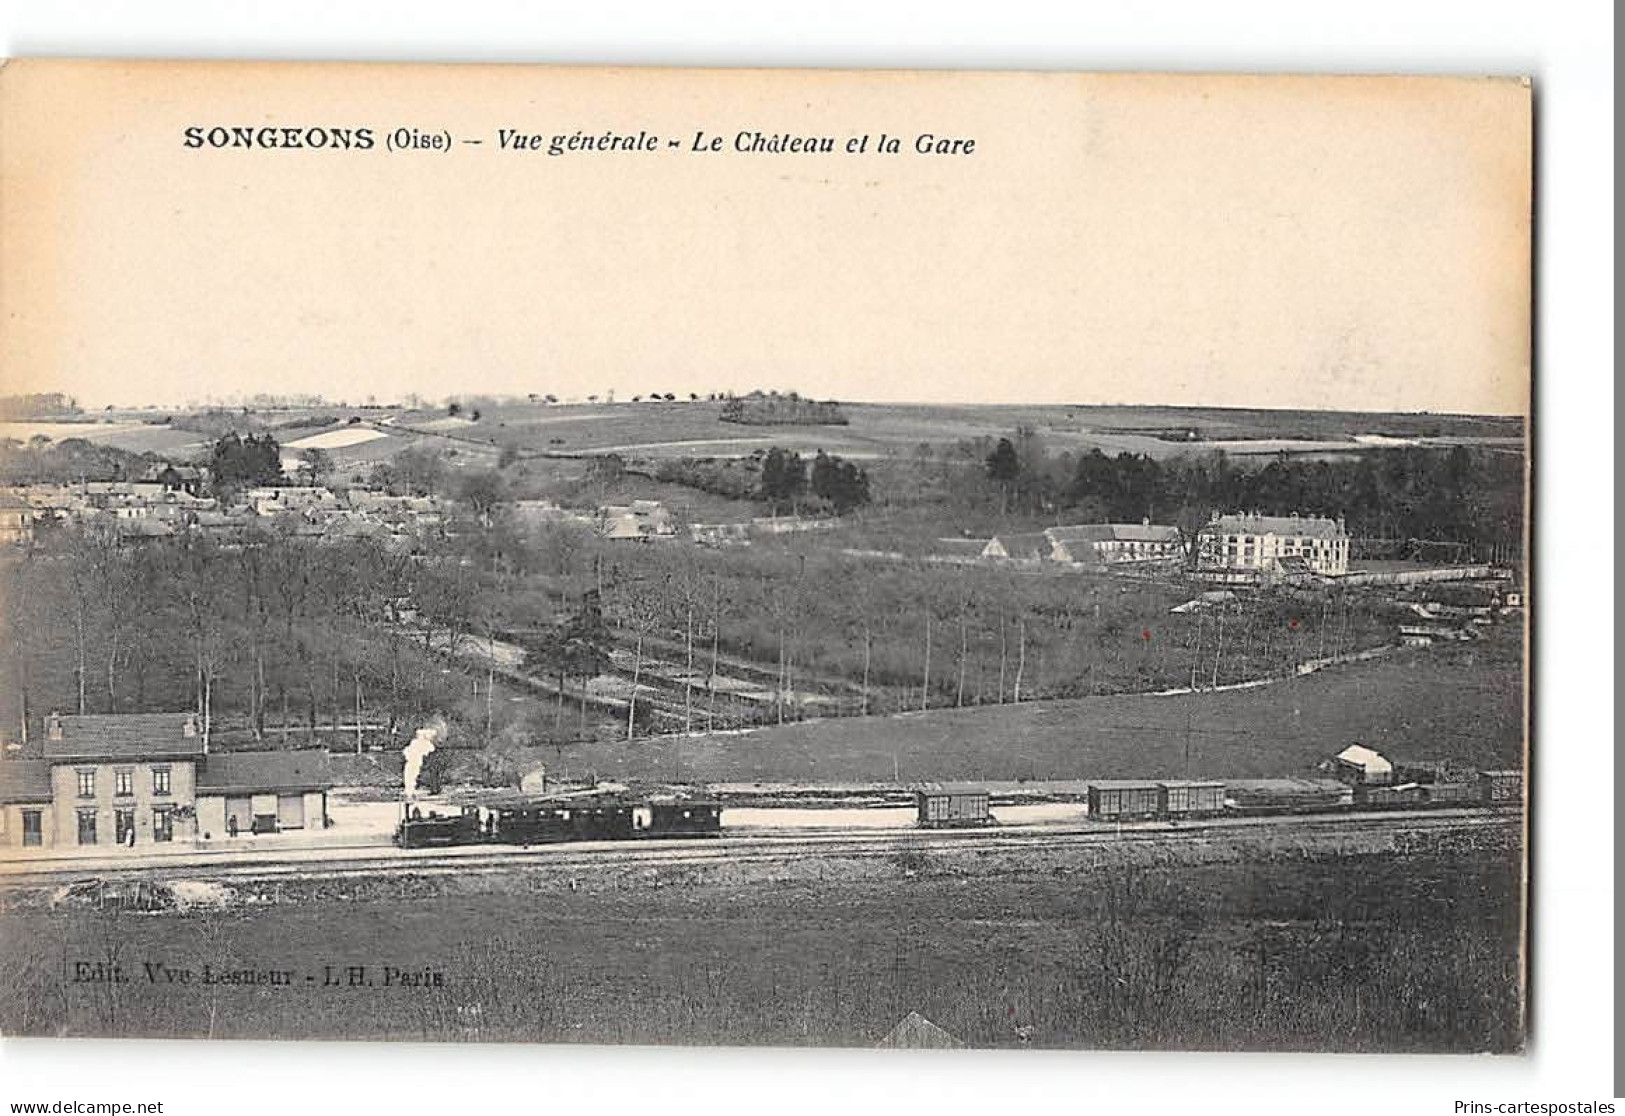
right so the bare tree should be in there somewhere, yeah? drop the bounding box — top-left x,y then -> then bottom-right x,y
610,574 -> 665,741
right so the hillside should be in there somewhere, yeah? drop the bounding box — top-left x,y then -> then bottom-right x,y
551,628 -> 1525,786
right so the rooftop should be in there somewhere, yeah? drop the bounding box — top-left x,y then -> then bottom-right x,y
1336,744 -> 1393,772
1204,513 -> 1347,540
985,532 -> 1052,559
0,758 -> 52,803
197,751 -> 333,794
1047,523 -> 1182,544
43,713 -> 206,762
915,782 -> 991,796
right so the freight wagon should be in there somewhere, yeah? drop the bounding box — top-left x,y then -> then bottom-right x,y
1480,770 -> 1524,804
1087,781 -> 1163,821
915,784 -> 994,829
1421,781 -> 1482,806
1158,780 -> 1226,818
1357,783 -> 1426,809
1224,778 -> 1354,816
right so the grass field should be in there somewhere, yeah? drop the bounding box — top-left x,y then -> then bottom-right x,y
546,628 -> 1524,786
0,844 -> 1523,1051
389,400 -> 1524,463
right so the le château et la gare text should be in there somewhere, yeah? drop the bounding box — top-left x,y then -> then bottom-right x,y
181,124 -> 978,157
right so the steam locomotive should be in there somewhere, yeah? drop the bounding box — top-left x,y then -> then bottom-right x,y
394,788 -> 723,849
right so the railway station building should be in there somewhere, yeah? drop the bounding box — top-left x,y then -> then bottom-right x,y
0,712 -> 331,850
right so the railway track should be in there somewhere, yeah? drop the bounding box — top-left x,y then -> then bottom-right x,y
0,807 -> 1518,888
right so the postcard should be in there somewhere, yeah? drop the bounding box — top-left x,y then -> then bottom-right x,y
0,60 -> 1530,1051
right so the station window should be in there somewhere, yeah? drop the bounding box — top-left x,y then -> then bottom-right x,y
152,767 -> 171,796
114,769 -> 133,797
77,808 -> 97,845
153,807 -> 174,843
76,769 -> 95,798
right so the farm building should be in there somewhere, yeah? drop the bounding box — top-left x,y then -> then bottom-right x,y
915,784 -> 992,828
980,532 -> 1053,563
1332,744 -> 1393,785
1046,522 -> 1184,565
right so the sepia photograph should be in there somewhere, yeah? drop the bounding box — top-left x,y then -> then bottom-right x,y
0,57 -> 1534,1062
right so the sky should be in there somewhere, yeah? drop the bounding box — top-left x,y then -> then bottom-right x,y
1,63 -> 1531,415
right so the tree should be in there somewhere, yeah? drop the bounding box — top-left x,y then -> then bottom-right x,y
986,437 -> 1021,514
533,591 -> 613,739
608,575 -> 666,741
456,470 -> 507,528
810,451 -> 872,515
298,447 -> 334,488
416,747 -> 453,795
759,448 -> 807,514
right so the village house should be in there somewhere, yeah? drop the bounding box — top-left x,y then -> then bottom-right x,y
143,463 -> 208,497
1046,521 -> 1185,565
245,485 -> 342,518
0,491 -> 35,545
0,712 -> 332,850
1196,512 -> 1350,578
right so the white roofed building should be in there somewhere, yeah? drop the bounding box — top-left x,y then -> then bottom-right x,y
1333,744 -> 1393,785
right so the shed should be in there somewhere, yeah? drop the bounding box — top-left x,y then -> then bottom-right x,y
1333,744 -> 1393,785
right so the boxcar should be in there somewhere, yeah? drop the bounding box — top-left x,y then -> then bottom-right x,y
1422,782 -> 1481,806
915,785 -> 993,829
1158,781 -> 1225,818
1358,783 -> 1425,809
1480,770 -> 1524,804
644,799 -> 724,837
1087,781 -> 1163,821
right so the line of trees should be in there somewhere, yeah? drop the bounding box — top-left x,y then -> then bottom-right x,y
966,435 -> 1522,561
720,390 -> 849,426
